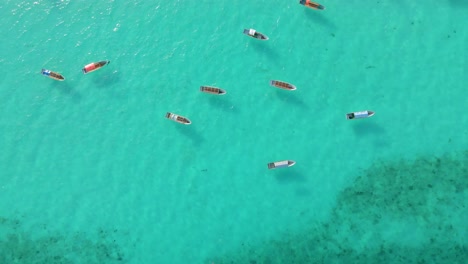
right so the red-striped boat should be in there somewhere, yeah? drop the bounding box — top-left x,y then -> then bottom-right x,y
200,86 -> 226,95
82,60 -> 110,74
270,80 -> 296,91
166,112 -> 191,125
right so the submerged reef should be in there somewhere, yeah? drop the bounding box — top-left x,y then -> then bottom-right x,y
0,217 -> 130,264
208,151 -> 468,263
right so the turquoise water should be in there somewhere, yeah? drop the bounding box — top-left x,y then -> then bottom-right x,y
0,0 -> 467,263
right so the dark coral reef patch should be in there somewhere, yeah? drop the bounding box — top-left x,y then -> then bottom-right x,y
208,151 -> 468,263
0,217 -> 132,264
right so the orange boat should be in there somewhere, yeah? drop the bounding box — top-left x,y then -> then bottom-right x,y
166,112 -> 191,125
270,80 -> 296,91
200,86 -> 226,95
82,60 -> 110,74
299,0 -> 325,10
41,69 -> 65,81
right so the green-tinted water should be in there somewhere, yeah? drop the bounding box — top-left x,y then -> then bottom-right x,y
0,0 -> 467,263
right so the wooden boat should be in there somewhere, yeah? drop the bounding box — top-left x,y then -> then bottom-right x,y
299,0 -> 325,10
200,86 -> 226,95
270,80 -> 296,91
243,29 -> 269,40
82,60 -> 110,74
166,112 -> 191,125
346,110 -> 375,120
268,160 -> 296,170
41,69 -> 65,81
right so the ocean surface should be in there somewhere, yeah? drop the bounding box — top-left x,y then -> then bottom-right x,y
0,0 -> 467,263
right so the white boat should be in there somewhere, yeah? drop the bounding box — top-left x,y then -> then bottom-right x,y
243,28 -> 269,40
166,112 -> 191,125
346,110 -> 375,120
267,160 -> 296,169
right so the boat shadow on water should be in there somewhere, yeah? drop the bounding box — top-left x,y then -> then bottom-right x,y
351,121 -> 385,136
294,186 -> 313,197
274,90 -> 308,109
304,9 -> 336,30
175,125 -> 204,146
448,0 -> 468,7
273,169 -> 307,185
208,97 -> 238,114
92,71 -> 121,88
52,81 -> 82,102
351,121 -> 390,149
250,41 -> 279,60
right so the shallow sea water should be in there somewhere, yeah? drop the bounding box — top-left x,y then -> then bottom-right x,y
0,0 -> 467,263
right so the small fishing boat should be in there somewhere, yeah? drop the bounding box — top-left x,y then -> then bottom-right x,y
268,160 -> 296,170
299,0 -> 325,10
243,29 -> 269,40
346,110 -> 375,120
82,60 -> 110,74
200,86 -> 226,95
41,69 -> 65,81
270,80 -> 296,91
166,112 -> 191,125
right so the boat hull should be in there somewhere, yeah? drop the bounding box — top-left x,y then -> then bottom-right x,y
243,29 -> 269,40
268,160 -> 296,169
270,80 -> 296,90
41,69 -> 65,81
200,86 -> 226,95
166,112 -> 191,125
346,110 -> 375,120
299,0 -> 325,10
82,60 -> 110,74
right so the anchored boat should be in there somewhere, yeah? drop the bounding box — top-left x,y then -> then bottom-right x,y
346,110 -> 375,120
268,160 -> 296,170
270,80 -> 296,91
200,86 -> 226,95
166,112 -> 191,125
243,29 -> 269,40
82,60 -> 110,74
299,0 -> 325,10
41,69 -> 65,81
